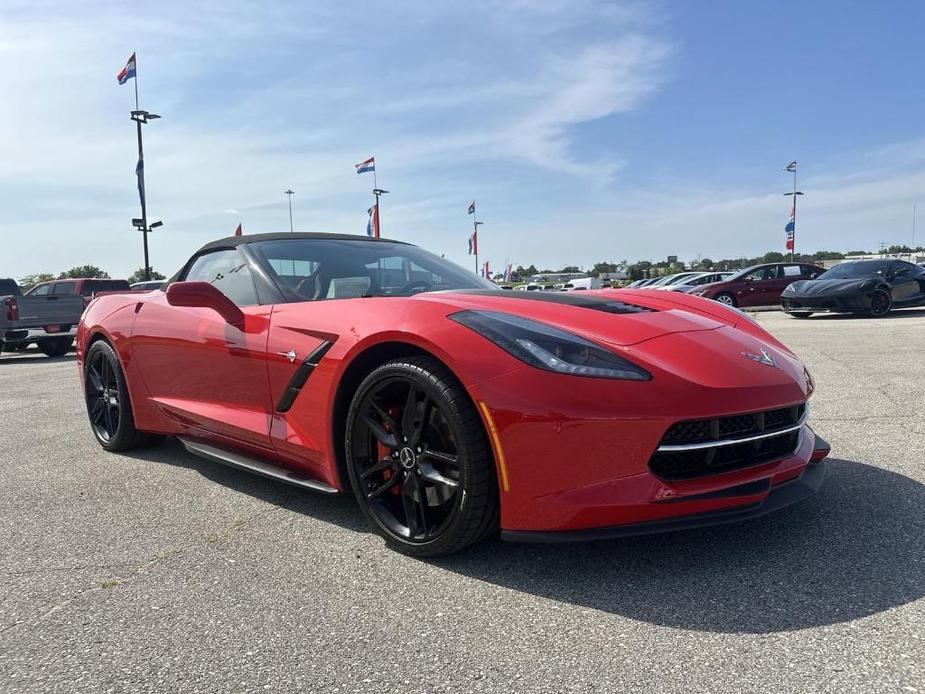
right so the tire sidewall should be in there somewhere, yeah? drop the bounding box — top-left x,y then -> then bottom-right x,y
345,361 -> 478,555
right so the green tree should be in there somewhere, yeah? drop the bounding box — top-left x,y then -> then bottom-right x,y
19,272 -> 55,289
58,265 -> 109,279
127,268 -> 167,284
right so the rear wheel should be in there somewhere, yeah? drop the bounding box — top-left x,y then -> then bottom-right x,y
345,357 -> 499,557
869,289 -> 892,317
84,340 -> 156,451
715,292 -> 737,307
37,336 -> 72,357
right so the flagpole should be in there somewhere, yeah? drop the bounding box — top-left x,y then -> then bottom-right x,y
791,164 -> 797,261
473,216 -> 479,274
133,53 -> 140,112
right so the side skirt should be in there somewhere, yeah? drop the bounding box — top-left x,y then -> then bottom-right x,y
178,437 -> 338,494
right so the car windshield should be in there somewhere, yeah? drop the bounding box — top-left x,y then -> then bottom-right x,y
819,261 -> 891,279
251,238 -> 494,301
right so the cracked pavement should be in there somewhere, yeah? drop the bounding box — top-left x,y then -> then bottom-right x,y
1,309 -> 923,693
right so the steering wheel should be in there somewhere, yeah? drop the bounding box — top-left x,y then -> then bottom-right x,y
397,279 -> 434,295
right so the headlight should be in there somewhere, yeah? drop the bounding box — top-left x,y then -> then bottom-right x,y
449,310 -> 651,380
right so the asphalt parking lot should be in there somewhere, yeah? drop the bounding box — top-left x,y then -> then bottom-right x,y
1,310 -> 923,693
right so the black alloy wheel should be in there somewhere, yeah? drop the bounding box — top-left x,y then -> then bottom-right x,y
84,340 -> 155,451
345,357 -> 498,556
869,289 -> 892,317
790,312 -> 813,319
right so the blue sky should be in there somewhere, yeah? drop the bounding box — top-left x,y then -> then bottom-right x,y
1,1 -> 923,279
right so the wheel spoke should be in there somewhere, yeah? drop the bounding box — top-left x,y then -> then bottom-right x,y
408,398 -> 432,448
87,364 -> 103,394
422,448 -> 457,465
90,398 -> 105,423
400,384 -> 419,441
360,412 -> 398,448
368,470 -> 402,499
418,462 -> 459,489
103,400 -> 115,434
368,397 -> 399,434
361,456 -> 397,480
401,473 -> 428,537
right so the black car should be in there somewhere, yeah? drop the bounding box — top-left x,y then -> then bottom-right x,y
781,259 -> 925,317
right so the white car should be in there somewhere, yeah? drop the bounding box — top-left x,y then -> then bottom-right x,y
665,271 -> 734,293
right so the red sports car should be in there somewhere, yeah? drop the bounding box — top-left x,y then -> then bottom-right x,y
77,233 -> 830,556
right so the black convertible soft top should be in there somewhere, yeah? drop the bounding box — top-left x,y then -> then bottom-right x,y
193,232 -> 407,256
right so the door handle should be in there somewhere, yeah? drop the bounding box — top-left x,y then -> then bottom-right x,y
276,349 -> 297,363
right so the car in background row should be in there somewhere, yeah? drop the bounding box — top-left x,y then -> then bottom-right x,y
664,271 -> 735,293
26,278 -> 131,308
782,259 -> 925,317
690,263 -> 825,308
130,280 -> 166,291
1,278 -> 86,357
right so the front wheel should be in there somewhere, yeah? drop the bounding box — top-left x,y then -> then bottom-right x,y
345,357 -> 499,557
869,289 -> 892,317
715,292 -> 737,307
84,340 -> 156,451
37,336 -> 72,357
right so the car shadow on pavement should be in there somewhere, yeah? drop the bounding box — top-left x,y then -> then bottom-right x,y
122,438 -> 366,532
435,458 -> 925,634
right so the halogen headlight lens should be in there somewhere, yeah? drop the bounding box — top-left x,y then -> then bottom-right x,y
449,310 -> 651,380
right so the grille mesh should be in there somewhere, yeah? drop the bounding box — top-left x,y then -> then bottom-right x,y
652,404 -> 805,480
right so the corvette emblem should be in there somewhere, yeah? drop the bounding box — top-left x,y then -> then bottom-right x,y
741,349 -> 777,368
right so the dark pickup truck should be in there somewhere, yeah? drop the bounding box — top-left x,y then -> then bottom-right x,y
0,278 -> 86,357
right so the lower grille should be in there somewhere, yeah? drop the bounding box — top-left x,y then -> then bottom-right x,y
651,404 -> 807,480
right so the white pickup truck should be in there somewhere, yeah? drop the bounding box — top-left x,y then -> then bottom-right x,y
0,279 -> 86,357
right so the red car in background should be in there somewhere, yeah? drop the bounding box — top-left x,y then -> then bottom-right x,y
690,262 -> 825,308
76,233 -> 829,556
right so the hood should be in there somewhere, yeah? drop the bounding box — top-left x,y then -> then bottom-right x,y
417,288 -> 731,346
787,278 -> 878,296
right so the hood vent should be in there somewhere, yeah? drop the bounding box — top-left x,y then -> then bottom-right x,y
444,289 -> 656,314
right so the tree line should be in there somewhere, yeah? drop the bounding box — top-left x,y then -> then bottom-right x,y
513,245 -> 924,282
18,266 -> 166,290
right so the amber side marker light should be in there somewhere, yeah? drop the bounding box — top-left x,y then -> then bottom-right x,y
478,401 -> 510,492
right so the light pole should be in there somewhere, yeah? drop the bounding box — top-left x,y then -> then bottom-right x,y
130,109 -> 161,281
373,188 -> 389,238
784,161 -> 803,262
284,189 -> 295,232
473,221 -> 483,273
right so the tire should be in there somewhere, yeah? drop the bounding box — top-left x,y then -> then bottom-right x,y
36,336 -> 72,357
83,340 -> 156,451
789,312 -> 813,319
869,289 -> 892,317
715,293 -> 737,307
345,356 -> 499,557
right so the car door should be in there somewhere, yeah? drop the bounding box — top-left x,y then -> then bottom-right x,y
738,267 -> 774,307
131,248 -> 274,449
888,261 -> 920,304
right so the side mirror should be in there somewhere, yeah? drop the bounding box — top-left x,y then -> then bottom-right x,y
743,275 -> 754,283
166,281 -> 245,328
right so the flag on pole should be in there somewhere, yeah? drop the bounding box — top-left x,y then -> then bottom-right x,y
467,201 -> 476,215
135,157 -> 145,208
117,53 -> 137,85
784,161 -> 797,172
234,223 -> 243,237
483,261 -> 490,279
504,263 -> 513,283
367,204 -> 380,238
785,204 -> 795,234
785,231 -> 794,251
468,229 -> 478,255
356,157 -> 375,174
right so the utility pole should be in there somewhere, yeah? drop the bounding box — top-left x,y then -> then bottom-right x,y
784,161 -> 803,262
284,189 -> 295,232
373,188 -> 389,238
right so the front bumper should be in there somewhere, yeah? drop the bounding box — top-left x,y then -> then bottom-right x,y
781,295 -> 870,313
502,435 -> 830,542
